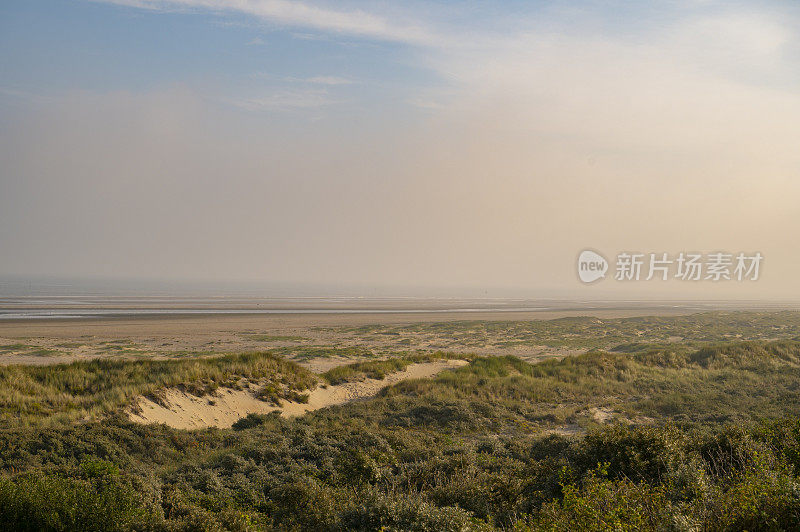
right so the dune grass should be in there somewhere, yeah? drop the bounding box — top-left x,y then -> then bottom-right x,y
269,345 -> 380,361
0,344 -> 63,357
240,333 -> 306,342
336,310 -> 800,351
4,313 -> 800,529
321,352 -> 471,384
371,340 -> 800,432
0,352 -> 317,426
2,339 -> 800,529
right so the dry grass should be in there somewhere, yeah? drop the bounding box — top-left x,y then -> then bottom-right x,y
0,351 -> 317,426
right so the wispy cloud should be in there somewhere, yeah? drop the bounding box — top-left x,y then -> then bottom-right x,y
303,76 -> 354,86
406,98 -> 443,110
97,0 -> 441,46
98,1 -> 799,92
6,1 -> 800,293
0,86 -> 55,104
250,73 -> 357,85
226,88 -> 336,111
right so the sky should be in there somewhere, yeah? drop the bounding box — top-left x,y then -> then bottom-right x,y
1,0 -> 799,298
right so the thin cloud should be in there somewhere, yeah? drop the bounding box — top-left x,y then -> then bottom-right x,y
249,73 -> 356,86
406,98 -> 443,110
0,86 -> 55,104
5,2 -> 800,295
303,76 -> 354,86
96,0 -> 442,46
226,89 -> 336,111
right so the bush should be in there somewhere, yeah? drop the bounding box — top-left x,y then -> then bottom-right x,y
0,473 -> 155,531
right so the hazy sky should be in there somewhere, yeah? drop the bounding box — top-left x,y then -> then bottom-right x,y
1,1 -> 799,298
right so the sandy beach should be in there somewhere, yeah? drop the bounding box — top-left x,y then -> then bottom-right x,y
0,307 -> 698,367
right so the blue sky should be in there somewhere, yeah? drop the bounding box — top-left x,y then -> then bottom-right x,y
1,1 -> 799,297
1,0 -> 438,116
2,1 -> 798,117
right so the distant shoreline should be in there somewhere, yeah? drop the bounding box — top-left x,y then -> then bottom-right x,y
0,305 -> 795,331
0,307 -> 560,320
0,296 -> 796,321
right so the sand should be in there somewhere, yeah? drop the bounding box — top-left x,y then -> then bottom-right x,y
0,308 -> 692,367
129,359 -> 468,430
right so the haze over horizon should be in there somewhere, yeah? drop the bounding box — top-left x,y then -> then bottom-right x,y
2,1 -> 799,300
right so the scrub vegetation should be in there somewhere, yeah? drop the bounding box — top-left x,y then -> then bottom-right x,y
330,311 -> 800,351
3,312 -> 800,530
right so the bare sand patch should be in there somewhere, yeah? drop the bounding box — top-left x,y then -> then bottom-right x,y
129,359 -> 468,430
590,406 -> 615,423
545,424 -> 585,437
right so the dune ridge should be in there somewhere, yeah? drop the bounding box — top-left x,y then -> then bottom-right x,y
128,359 -> 467,429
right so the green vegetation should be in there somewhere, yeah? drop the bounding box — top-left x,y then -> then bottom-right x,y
269,345 -> 381,361
0,344 -> 63,357
3,313 -> 800,529
0,352 -> 316,426
240,334 -> 307,342
334,311 -> 800,351
95,340 -> 149,355
322,352 -> 469,384
445,340 -> 800,428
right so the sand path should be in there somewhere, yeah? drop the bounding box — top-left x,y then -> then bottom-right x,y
129,359 -> 468,430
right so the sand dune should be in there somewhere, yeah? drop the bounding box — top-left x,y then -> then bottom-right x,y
128,359 -> 468,430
